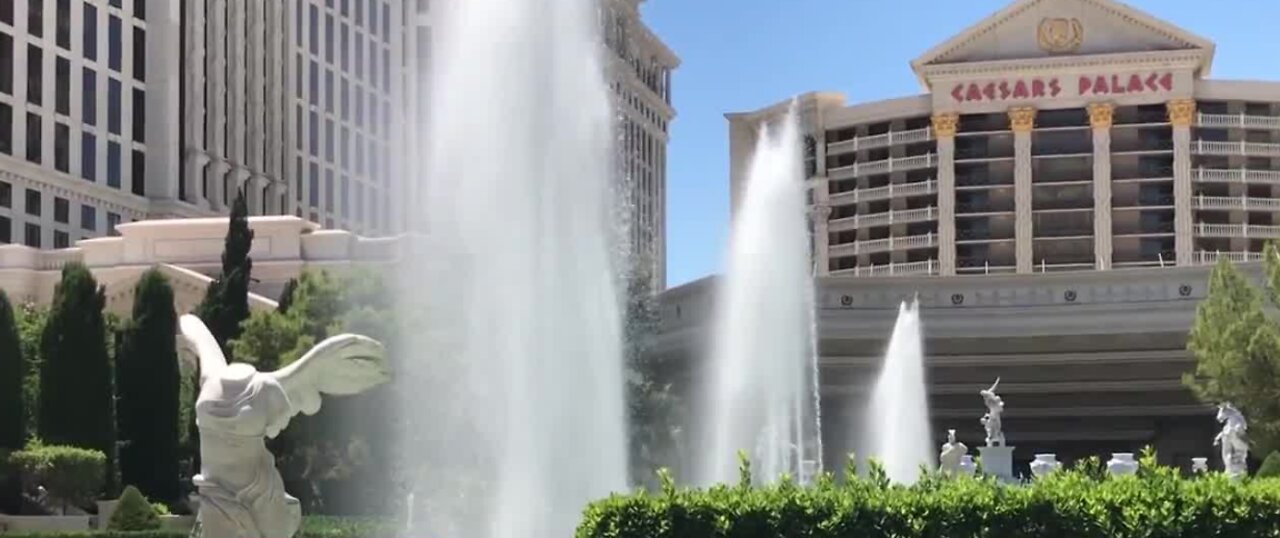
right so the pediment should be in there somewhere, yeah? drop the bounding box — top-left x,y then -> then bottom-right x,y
912,0 -> 1214,78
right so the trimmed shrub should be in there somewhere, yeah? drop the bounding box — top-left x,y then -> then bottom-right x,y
106,486 -> 161,531
1,533 -> 185,538
577,459 -> 1280,538
1259,451 -> 1280,478
8,443 -> 106,513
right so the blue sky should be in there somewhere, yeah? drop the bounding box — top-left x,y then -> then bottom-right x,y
640,0 -> 1280,288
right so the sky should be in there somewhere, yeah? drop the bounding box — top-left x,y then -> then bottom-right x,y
639,0 -> 1280,288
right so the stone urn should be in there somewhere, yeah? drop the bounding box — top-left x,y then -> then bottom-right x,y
1107,453 -> 1139,476
1030,454 -> 1061,478
958,455 -> 976,477
1191,457 -> 1209,474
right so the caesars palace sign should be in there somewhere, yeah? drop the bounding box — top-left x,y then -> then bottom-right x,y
948,71 -> 1176,104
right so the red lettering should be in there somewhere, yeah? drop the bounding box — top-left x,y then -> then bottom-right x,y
952,84 -> 965,102
966,83 -> 983,102
1159,72 -> 1174,91
1031,79 -> 1046,97
1013,80 -> 1030,99
1094,76 -> 1109,94
1145,73 -> 1160,92
1049,78 -> 1062,97
1127,74 -> 1144,93
1079,76 -> 1093,95
1111,75 -> 1126,94
983,82 -> 997,100
999,81 -> 1011,99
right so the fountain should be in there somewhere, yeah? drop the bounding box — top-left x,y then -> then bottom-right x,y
399,0 -> 627,536
696,105 -> 823,486
863,298 -> 932,484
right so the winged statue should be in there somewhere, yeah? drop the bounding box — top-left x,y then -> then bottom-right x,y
176,314 -> 390,538
978,378 -> 1005,447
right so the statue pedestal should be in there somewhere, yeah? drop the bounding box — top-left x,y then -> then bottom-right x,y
979,445 -> 1016,483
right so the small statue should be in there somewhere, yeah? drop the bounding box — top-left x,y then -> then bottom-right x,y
178,314 -> 390,538
979,378 -> 1005,447
1214,402 -> 1249,479
938,429 -> 968,477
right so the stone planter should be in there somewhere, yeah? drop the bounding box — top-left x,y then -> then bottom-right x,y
1030,454 -> 1060,478
0,514 -> 93,532
95,499 -> 119,529
1107,453 -> 1139,476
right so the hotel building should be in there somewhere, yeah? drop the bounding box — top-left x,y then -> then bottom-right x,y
661,0 -> 1280,473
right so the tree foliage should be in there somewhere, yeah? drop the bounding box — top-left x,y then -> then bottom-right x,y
115,270 -> 182,502
1186,252 -> 1280,455
8,442 -> 106,514
37,263 -> 116,496
16,304 -> 46,441
623,258 -> 682,490
195,188 -> 255,355
0,291 -> 24,452
106,485 -> 162,531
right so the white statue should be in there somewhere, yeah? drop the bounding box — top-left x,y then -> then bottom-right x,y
1214,402 -> 1249,479
178,314 -> 390,538
979,378 -> 1005,447
938,429 -> 968,477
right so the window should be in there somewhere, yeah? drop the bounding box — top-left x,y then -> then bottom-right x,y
130,150 -> 143,195
27,0 -> 42,37
340,25 -> 348,69
308,162 -> 319,206
355,136 -> 363,173
81,131 -> 96,180
354,0 -> 362,27
109,0 -> 121,7
80,204 -> 96,230
355,89 -> 363,127
107,212 -> 120,236
381,49 -> 389,90
27,45 -> 41,106
24,113 -> 40,164
0,0 -> 10,25
54,197 -> 68,223
325,16 -> 333,62
23,223 -> 39,247
108,15 -> 121,71
107,141 -> 120,188
82,68 -> 96,125
131,88 -> 144,142
108,78 -> 121,134
340,79 -> 348,121
354,182 -> 362,221
354,37 -> 362,79
340,175 -> 349,217
0,102 -> 10,155
309,60 -> 318,101
295,105 -> 302,150
294,0 -> 302,47
340,0 -> 349,17
133,0 -> 143,19
325,69 -> 333,112
83,3 -> 97,60
382,3 -> 391,41
308,110 -> 318,155
56,0 -> 70,48
0,33 -> 11,95
309,4 -> 319,55
54,230 -> 68,248
325,119 -> 333,158
54,122 -> 68,172
24,188 -> 39,216
339,127 -> 348,168
0,181 -> 9,207
0,216 -> 8,243
132,26 -> 144,81
55,56 -> 69,114
325,169 -> 333,210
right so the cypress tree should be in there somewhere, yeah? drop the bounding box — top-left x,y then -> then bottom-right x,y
0,290 -> 24,513
116,270 -> 181,502
38,263 -> 115,478
196,188 -> 255,355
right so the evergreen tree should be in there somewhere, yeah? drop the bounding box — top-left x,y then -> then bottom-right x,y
116,270 -> 182,502
196,188 -> 255,355
0,291 -> 24,513
37,263 -> 115,487
1185,255 -> 1280,455
623,258 -> 682,489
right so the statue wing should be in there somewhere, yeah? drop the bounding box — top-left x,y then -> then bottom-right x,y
987,377 -> 1001,393
267,334 -> 390,417
178,314 -> 229,387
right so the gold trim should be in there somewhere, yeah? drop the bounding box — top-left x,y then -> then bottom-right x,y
1167,99 -> 1196,127
1087,102 -> 1115,129
931,113 -> 960,138
1008,107 -> 1037,133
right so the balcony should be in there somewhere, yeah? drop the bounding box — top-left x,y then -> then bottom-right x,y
829,259 -> 937,277
1192,140 -> 1280,158
956,174 -> 1014,188
828,233 -> 938,256
828,153 -> 937,180
956,200 -> 1015,214
1193,167 -> 1280,185
1197,113 -> 1280,130
1195,223 -> 1280,239
1194,250 -> 1265,264
1192,195 -> 1280,211
828,206 -> 937,232
956,258 -> 1016,274
828,179 -> 936,205
826,127 -> 934,155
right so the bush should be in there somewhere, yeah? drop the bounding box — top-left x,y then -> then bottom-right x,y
298,516 -> 400,538
577,459 -> 1280,538
106,485 -> 161,531
1260,451 -> 1280,478
8,442 -> 106,513
0,533 -> 185,538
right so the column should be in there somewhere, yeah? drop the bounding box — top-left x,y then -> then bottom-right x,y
243,174 -> 263,215
1169,99 -> 1196,266
266,181 -> 284,214
266,0 -> 286,210
812,198 -> 831,276
206,0 -> 229,211
246,0 -> 265,174
228,0 -> 247,170
932,112 -> 959,275
1089,102 -> 1115,270
1009,106 -> 1037,273
183,0 -> 208,207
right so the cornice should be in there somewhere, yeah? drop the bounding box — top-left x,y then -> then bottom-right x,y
922,49 -> 1208,83
0,161 -> 149,220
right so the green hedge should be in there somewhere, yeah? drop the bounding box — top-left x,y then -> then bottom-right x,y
0,533 -> 184,538
577,459 -> 1280,538
0,517 -> 395,538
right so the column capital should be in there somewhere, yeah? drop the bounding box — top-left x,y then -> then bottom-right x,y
931,112 -> 960,138
1167,99 -> 1196,127
1087,102 -> 1114,129
1008,107 -> 1037,133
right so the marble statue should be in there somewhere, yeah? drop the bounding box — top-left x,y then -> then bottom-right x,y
177,314 -> 390,538
938,429 -> 968,477
979,378 -> 1005,447
1214,402 -> 1249,479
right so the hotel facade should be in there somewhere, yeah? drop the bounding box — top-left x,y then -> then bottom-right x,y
659,0 -> 1280,474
